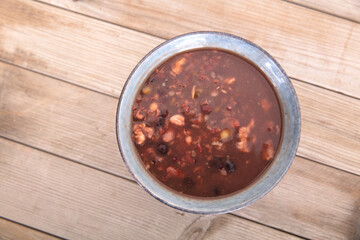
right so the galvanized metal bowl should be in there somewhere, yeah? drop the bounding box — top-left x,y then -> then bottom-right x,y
116,32 -> 301,214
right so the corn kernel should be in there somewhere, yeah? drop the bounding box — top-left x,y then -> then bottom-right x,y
220,128 -> 231,140
141,86 -> 152,95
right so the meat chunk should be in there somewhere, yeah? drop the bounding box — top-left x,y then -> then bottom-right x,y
169,114 -> 185,126
142,126 -> 154,139
236,118 -> 255,152
171,57 -> 187,75
133,123 -> 154,145
235,141 -> 250,153
162,130 -> 175,142
185,135 -> 192,145
262,140 -> 275,161
166,166 -> 185,178
133,123 -> 146,145
134,109 -> 145,120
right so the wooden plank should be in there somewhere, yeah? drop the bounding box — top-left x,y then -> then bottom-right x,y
293,80 -> 360,175
0,62 -> 130,179
0,58 -> 359,239
31,0 -> 360,98
0,1 -> 358,174
235,156 -> 360,240
1,136 -> 359,240
1,60 -> 359,176
202,215 -> 301,240
0,0 -> 163,97
0,138 -> 301,240
0,1 -> 358,239
0,218 -> 59,240
288,0 -> 360,23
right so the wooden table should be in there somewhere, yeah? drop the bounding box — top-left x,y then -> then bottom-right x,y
1,0 -> 360,239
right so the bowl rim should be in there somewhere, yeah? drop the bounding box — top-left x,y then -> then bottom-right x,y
116,31 -> 301,214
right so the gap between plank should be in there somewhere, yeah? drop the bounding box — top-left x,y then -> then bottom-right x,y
1,51 -> 360,103
228,213 -> 309,240
291,77 -> 360,101
294,154 -> 360,178
31,0 -> 163,41
0,135 -> 133,184
0,216 -> 65,240
0,59 -> 117,99
18,1 -> 360,102
0,135 -> 307,240
280,0 -> 360,25
1,59 -> 360,179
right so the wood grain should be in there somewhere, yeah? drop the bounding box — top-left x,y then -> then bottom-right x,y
288,0 -> 360,22
1,0 -> 360,170
1,0 -> 360,175
1,53 -> 359,177
0,218 -> 59,240
0,0 -> 359,239
0,57 -> 360,239
235,156 -> 360,240
0,62 -> 130,179
0,0 -> 163,96
0,138 -> 301,240
293,80 -> 360,175
35,0 -> 360,98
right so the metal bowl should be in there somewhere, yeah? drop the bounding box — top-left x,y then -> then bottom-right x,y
116,32 -> 301,214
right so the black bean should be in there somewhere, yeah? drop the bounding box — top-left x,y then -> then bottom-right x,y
183,177 -> 195,188
156,116 -> 165,127
161,109 -> 169,118
156,143 -> 168,155
225,160 -> 235,173
157,111 -> 168,127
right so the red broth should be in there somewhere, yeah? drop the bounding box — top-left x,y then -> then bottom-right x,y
131,49 -> 282,197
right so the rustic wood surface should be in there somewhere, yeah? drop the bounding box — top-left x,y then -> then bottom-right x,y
37,0 -> 360,98
288,0 -> 360,22
0,218 -> 58,240
0,0 -> 359,239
